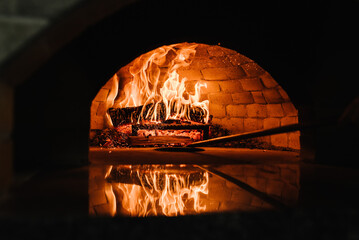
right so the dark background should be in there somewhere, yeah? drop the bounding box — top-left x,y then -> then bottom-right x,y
14,0 -> 359,170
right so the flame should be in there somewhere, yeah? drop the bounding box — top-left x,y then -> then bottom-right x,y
104,184 -> 117,217
106,166 -> 209,217
111,43 -> 209,125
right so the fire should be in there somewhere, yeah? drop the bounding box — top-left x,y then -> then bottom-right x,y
106,165 -> 209,217
108,43 -> 209,125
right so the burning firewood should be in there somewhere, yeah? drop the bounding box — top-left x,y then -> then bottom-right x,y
108,103 -> 208,126
92,104 -> 210,148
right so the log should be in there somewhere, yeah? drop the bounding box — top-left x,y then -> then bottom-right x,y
108,103 -> 207,126
190,106 -> 208,123
108,105 -> 144,126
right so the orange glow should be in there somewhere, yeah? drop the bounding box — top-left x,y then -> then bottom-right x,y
110,43 -> 209,125
104,184 -> 117,217
106,165 -> 209,217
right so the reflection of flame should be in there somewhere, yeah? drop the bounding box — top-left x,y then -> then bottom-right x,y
110,43 -> 209,125
106,165 -> 209,217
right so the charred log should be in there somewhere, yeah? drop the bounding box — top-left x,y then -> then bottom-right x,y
190,106 -> 207,123
109,103 -> 207,126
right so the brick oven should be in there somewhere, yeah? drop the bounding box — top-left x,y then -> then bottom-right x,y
90,43 -> 300,150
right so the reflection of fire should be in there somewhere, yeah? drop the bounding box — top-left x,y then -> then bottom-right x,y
105,165 -> 209,217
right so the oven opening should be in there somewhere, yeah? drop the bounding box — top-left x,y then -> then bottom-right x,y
89,43 -> 300,150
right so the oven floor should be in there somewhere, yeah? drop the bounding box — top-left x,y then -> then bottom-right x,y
1,148 -> 359,237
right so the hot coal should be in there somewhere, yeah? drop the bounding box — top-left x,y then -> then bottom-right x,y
132,123 -> 210,139
89,128 -> 130,148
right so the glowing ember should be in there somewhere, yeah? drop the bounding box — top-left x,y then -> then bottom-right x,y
108,43 -> 209,126
137,129 -> 202,141
105,165 -> 209,217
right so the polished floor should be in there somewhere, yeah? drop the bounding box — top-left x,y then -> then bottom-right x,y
1,148 -> 359,238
